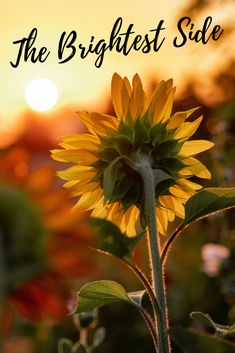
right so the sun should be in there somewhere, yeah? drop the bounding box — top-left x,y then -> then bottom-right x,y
25,78 -> 58,112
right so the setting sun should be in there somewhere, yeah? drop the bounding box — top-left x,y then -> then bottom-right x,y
25,78 -> 58,112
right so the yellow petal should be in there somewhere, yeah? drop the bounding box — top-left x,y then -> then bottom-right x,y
156,207 -> 168,235
174,116 -> 203,140
69,179 -> 99,195
123,77 -> 132,96
167,107 -> 200,129
179,140 -> 214,157
90,205 -> 108,218
167,208 -> 175,222
57,165 -> 95,181
159,195 -> 185,219
107,202 -> 124,226
160,87 -> 176,123
129,74 -> 145,120
75,190 -> 103,210
180,157 -> 211,179
121,81 -> 130,117
78,111 -> 118,136
148,80 -> 169,121
169,185 -> 192,202
149,80 -> 174,124
59,134 -> 99,150
123,206 -> 138,237
111,73 -> 124,119
89,112 -> 119,132
52,149 -> 98,164
177,178 -> 202,191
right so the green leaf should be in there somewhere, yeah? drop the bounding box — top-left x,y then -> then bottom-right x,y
170,327 -> 235,353
191,311 -> 235,338
91,218 -> 145,263
58,338 -> 73,353
75,280 -> 132,313
225,324 -> 235,338
190,311 -> 219,329
184,188 -> 235,227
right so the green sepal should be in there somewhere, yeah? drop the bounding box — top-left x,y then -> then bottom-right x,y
98,146 -> 120,163
153,169 -> 174,187
153,140 -> 183,159
110,176 -> 132,203
157,157 -> 186,173
112,134 -> 133,155
90,217 -> 145,264
150,122 -> 168,144
118,120 -> 134,141
133,118 -> 150,145
102,157 -> 124,202
121,184 -> 142,209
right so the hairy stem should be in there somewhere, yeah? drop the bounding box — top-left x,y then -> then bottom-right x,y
131,264 -> 161,323
138,306 -> 158,352
161,223 -> 184,265
125,153 -> 171,352
139,158 -> 170,353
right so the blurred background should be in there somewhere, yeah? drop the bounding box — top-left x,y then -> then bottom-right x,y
1,0 -> 235,352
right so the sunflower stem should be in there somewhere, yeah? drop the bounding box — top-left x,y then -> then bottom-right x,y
124,153 -> 171,352
136,155 -> 171,353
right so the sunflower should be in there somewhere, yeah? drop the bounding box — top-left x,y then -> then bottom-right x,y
52,74 -> 214,236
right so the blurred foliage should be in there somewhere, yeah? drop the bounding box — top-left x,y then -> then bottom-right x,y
0,184 -> 46,297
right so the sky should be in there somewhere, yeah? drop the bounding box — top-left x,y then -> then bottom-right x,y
1,0 -> 234,136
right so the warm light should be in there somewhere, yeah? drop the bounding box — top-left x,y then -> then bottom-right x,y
25,78 -> 58,111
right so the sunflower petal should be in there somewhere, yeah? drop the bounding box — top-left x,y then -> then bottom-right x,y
177,178 -> 202,191
57,165 -> 95,181
111,73 -> 124,119
167,107 -> 201,129
150,80 -> 174,124
52,149 -> 98,164
74,190 -> 103,210
169,185 -> 192,201
129,74 -> 145,120
180,157 -> 211,179
174,116 -> 203,140
179,140 -> 214,157
160,87 -> 176,123
59,134 -> 99,150
159,195 -> 185,219
156,207 -> 168,235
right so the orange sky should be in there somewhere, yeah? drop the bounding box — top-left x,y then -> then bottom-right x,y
1,0 -> 234,133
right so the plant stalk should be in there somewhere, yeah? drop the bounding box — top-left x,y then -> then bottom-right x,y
124,153 -> 171,352
138,156 -> 171,353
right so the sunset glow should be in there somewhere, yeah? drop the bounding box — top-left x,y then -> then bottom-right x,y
25,79 -> 58,111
